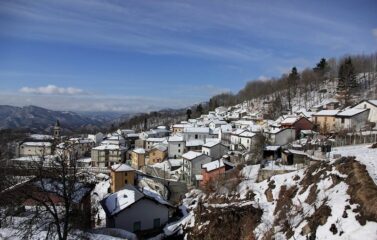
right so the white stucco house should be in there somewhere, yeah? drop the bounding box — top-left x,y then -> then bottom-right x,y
182,151 -> 212,185
335,108 -> 370,131
201,139 -> 228,159
352,100 -> 377,124
101,185 -> 173,233
266,128 -> 296,146
168,135 -> 185,158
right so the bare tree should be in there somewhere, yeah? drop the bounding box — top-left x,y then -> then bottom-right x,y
0,142 -> 95,240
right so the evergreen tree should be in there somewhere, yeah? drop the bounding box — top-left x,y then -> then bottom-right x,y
196,104 -> 203,115
287,67 -> 299,112
186,108 -> 192,120
337,57 -> 358,92
337,64 -> 346,91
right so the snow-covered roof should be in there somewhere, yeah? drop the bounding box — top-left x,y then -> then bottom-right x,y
281,117 -> 300,125
239,131 -> 256,138
264,145 -> 281,151
210,120 -> 227,125
93,144 -> 125,150
336,108 -> 369,117
173,124 -> 190,128
151,144 -> 168,152
168,159 -> 184,167
220,124 -> 233,133
133,148 -> 146,154
313,110 -> 340,116
202,159 -> 225,172
168,135 -> 184,142
102,185 -> 144,216
183,127 -> 210,133
182,151 -> 203,160
101,185 -> 172,217
202,159 -> 234,172
146,137 -> 166,142
29,134 -> 53,140
368,100 -> 377,106
22,142 -> 52,147
231,129 -> 246,135
195,175 -> 203,181
203,139 -> 221,148
76,157 -> 92,163
111,163 -> 135,172
186,139 -> 204,147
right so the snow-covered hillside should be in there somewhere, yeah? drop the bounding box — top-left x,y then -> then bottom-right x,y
165,144 -> 377,239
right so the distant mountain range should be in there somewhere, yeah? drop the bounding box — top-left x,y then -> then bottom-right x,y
0,105 -> 132,133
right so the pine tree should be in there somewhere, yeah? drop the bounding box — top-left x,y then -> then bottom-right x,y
287,67 -> 299,112
196,104 -> 203,115
186,108 -> 192,120
337,64 -> 346,91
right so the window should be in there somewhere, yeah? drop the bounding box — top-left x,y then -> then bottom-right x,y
153,218 -> 160,228
178,144 -> 181,147
124,172 -> 127,176
125,179 -> 128,184
133,221 -> 141,232
195,134 -> 198,139
178,149 -> 181,153
341,118 -> 345,124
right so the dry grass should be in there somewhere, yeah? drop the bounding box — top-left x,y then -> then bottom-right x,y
335,157 -> 377,225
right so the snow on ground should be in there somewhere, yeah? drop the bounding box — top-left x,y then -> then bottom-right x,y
331,144 -> 377,184
91,175 -> 110,228
240,164 -> 260,182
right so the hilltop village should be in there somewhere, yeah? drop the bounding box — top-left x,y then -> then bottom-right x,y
1,95 -> 377,239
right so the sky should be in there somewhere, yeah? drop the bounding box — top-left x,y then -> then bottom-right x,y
0,0 -> 376,113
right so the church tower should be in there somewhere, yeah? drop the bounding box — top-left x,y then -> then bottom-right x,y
53,120 -> 61,139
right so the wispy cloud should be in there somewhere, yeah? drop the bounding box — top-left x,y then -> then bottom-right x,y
0,92 -> 195,113
373,28 -> 377,39
19,85 -> 83,95
0,0 -> 370,62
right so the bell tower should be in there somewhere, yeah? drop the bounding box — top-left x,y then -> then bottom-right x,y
53,120 -> 61,139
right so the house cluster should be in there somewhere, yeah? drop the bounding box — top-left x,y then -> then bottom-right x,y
7,98 -> 377,236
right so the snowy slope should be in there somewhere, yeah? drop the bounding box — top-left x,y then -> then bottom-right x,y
166,156 -> 377,239
331,144 -> 377,184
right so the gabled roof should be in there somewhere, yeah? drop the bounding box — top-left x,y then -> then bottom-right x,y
281,116 -> 300,125
133,148 -> 146,154
368,100 -> 377,107
150,144 -> 168,152
202,159 -> 234,172
183,127 -> 210,133
111,163 -> 135,172
168,135 -> 184,142
182,151 -> 203,160
336,108 -> 369,117
239,131 -> 255,138
312,110 -> 340,116
231,129 -> 246,135
100,185 -> 172,217
186,139 -> 204,147
202,139 -> 221,148
21,142 -> 52,147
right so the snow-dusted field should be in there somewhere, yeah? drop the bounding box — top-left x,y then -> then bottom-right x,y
331,144 -> 377,184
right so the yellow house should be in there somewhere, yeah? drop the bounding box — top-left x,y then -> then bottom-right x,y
148,145 -> 167,165
131,148 -> 146,169
110,163 -> 136,193
172,124 -> 185,134
313,110 -> 339,134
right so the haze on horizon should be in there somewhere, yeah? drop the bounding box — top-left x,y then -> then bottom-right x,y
0,0 -> 376,113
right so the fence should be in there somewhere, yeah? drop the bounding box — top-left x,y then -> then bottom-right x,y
331,132 -> 377,147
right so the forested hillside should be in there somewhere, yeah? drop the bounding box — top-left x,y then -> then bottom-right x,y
119,53 -> 377,130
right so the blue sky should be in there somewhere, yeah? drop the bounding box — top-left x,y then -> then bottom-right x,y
0,0 -> 376,112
